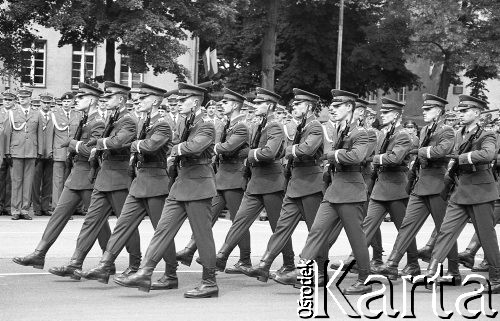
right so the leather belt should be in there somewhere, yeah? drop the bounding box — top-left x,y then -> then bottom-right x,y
220,158 -> 242,164
138,161 -> 166,169
103,155 -> 129,161
458,163 -> 491,174
379,165 -> 408,172
250,161 -> 280,167
336,165 -> 363,172
422,162 -> 448,169
179,158 -> 211,167
293,160 -> 320,167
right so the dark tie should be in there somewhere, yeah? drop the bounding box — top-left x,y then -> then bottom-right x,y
25,110 -> 28,117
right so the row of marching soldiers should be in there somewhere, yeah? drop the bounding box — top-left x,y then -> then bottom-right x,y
11,81 -> 500,298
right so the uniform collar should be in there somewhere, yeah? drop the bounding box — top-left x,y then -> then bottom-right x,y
20,106 -> 31,114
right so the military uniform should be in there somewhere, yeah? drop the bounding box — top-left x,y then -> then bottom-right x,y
0,91 -> 14,216
215,87 -> 295,274
427,95 -> 500,293
77,83 -> 176,287
5,88 -> 43,219
12,83 -> 112,271
378,94 -> 459,280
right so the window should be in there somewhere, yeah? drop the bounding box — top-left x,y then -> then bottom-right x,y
21,40 -> 47,87
72,44 -> 96,89
120,55 -> 143,88
367,92 -> 378,102
397,87 -> 407,102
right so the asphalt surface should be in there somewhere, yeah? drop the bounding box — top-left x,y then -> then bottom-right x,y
0,215 -> 498,321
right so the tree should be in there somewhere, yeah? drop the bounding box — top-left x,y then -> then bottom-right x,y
0,0 -> 238,82
464,64 -> 498,101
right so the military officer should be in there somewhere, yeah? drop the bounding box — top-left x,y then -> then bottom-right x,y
5,87 -> 43,220
165,91 -> 185,144
215,87 -> 296,277
47,81 -> 141,279
32,93 -> 54,216
12,83 -> 112,271
51,92 -> 80,208
0,89 -> 15,216
274,90 -> 372,295
176,87 -> 252,273
241,88 -> 325,283
31,99 -> 41,110
115,82 -> 219,298
377,94 -> 459,281
204,101 -> 224,143
75,82 -> 176,289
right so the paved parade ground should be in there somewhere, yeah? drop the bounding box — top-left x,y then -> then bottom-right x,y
0,215 -> 498,321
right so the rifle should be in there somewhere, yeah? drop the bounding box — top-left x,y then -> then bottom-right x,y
405,112 -> 443,194
168,109 -> 196,189
283,106 -> 310,192
128,112 -> 151,180
64,105 -> 90,178
213,117 -> 231,174
366,113 -> 401,194
243,106 -> 271,180
440,114 -> 493,200
88,108 -> 120,183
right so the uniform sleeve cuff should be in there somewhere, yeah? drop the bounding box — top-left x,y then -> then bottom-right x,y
379,155 -> 383,165
426,146 -> 431,159
76,141 -> 82,154
467,152 -> 473,164
214,143 -> 219,155
292,145 -> 297,158
253,149 -> 259,162
137,140 -> 142,154
334,150 -> 340,163
102,138 -> 108,150
178,143 -> 182,156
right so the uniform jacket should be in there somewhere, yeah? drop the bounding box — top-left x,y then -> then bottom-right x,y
324,125 -> 368,203
66,111 -> 105,190
362,127 -> 380,184
5,105 -> 43,158
214,115 -> 249,191
129,111 -> 142,124
168,112 -> 217,201
284,117 -> 323,198
321,119 -> 336,155
38,110 -> 54,159
50,107 -> 80,161
413,121 -> 454,196
166,113 -> 185,145
450,126 -> 498,204
0,107 -> 11,163
94,108 -> 138,192
246,116 -> 286,195
371,126 -> 411,201
204,116 -> 225,143
284,119 -> 298,147
129,112 -> 172,198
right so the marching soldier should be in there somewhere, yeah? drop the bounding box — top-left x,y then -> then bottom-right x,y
204,101 -> 224,143
5,88 -> 43,220
165,91 -> 185,144
0,89 -> 15,216
32,93 -> 54,216
51,92 -> 80,208
75,82 -> 177,289
115,82 -> 219,298
421,95 -> 500,294
176,87 -> 252,273
214,87 -> 296,277
47,81 -> 141,279
241,88 -> 325,283
12,83 -> 112,271
377,94 -> 459,281
273,90 -> 372,295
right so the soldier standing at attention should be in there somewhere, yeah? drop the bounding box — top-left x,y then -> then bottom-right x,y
0,89 -> 15,216
32,93 -> 55,216
176,88 -> 252,273
115,82 -> 219,298
51,92 -> 80,209
421,95 -> 500,294
377,94 -> 459,281
12,83 -> 112,270
215,87 -> 296,277
46,81 -> 141,280
5,88 -> 43,220
75,82 -> 176,290
241,88 -> 325,284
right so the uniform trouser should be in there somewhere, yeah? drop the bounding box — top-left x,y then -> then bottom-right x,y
264,192 -> 324,262
11,158 -> 35,215
105,194 -> 176,268
32,158 -> 53,212
52,161 -> 67,208
36,187 -> 111,252
363,198 -> 419,264
391,194 -> 458,265
301,201 -> 370,272
72,189 -> 141,262
0,160 -> 11,212
221,191 -> 295,262
141,198 -> 215,269
432,201 -> 500,268
464,201 -> 500,255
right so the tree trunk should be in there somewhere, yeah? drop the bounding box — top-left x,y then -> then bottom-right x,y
437,55 -> 451,99
104,38 -> 116,81
260,0 -> 279,90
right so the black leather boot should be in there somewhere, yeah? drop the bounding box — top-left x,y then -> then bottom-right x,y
400,262 -> 421,278
270,251 -> 296,279
343,269 -> 372,295
75,251 -> 116,284
242,252 -> 272,282
114,265 -> 154,292
151,263 -> 178,290
485,267 -> 500,294
418,245 -> 433,263
422,259 -> 440,289
12,250 -> 46,269
176,239 -> 197,267
215,244 -> 230,272
378,251 -> 404,280
184,267 -> 219,298
48,252 -> 84,280
435,260 -> 462,287
330,254 -> 357,272
273,268 -> 301,288
472,258 -> 489,272
225,249 -> 252,274
117,254 -> 141,279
